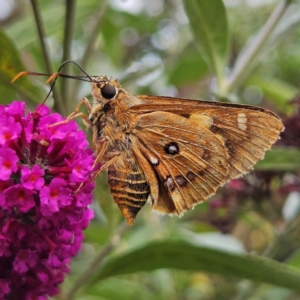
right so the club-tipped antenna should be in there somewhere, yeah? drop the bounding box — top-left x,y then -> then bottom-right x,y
43,60 -> 94,104
12,60 -> 94,104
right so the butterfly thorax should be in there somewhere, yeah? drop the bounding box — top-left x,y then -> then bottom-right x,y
89,77 -> 143,158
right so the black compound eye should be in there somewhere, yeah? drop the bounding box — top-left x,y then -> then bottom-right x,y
101,84 -> 117,99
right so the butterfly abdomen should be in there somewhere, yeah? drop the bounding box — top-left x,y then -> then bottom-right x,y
108,165 -> 150,225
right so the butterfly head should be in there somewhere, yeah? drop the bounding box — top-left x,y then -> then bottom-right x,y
91,76 -> 121,103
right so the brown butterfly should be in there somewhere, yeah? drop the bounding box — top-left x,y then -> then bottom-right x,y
13,70 -> 284,225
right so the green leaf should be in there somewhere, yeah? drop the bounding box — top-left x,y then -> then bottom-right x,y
90,240 -> 300,291
246,76 -> 299,113
288,249 -> 300,268
5,5 -> 63,49
101,11 -> 125,67
0,29 -> 43,105
87,278 -> 157,300
183,0 -> 228,82
255,147 -> 300,171
168,47 -> 208,87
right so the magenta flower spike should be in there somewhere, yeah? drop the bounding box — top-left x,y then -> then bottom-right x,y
0,101 -> 95,299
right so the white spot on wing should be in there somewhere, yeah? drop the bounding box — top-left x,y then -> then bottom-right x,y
150,156 -> 159,165
168,145 -> 178,153
237,113 -> 247,131
166,176 -> 174,188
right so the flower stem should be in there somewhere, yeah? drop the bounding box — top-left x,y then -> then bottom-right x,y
61,0 -> 76,114
64,221 -> 128,299
29,0 -> 66,115
69,1 -> 108,103
225,1 -> 291,94
263,215 -> 300,261
80,1 -> 108,71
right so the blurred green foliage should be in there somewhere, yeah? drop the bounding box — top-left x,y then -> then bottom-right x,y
1,0 -> 300,299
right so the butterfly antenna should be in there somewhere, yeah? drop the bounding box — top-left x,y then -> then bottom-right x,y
12,60 -> 94,104
11,71 -> 53,83
44,60 -> 94,104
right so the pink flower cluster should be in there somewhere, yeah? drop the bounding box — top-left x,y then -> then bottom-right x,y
0,102 -> 95,299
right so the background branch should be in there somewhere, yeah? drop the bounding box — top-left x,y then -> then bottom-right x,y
30,0 -> 66,115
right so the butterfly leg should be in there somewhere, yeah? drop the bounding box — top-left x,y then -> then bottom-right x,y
91,153 -> 120,182
75,138 -> 121,194
49,97 -> 92,128
93,137 -> 109,168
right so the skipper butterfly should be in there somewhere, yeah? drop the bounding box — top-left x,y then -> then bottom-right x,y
13,69 -> 284,224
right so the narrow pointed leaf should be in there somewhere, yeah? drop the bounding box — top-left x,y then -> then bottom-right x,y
246,76 -> 298,113
255,147 -> 300,171
0,29 -> 43,105
90,240 -> 300,291
183,0 -> 228,79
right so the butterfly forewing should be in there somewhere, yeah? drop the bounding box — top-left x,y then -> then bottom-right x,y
131,95 -> 284,180
207,108 -> 283,179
